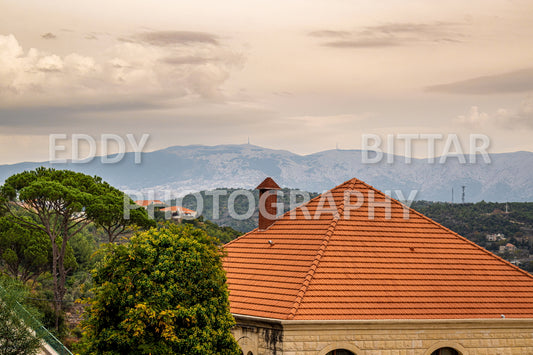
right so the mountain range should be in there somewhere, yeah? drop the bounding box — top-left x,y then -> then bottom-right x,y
0,144 -> 532,202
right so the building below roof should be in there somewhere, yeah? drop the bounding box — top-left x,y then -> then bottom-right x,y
224,177 -> 533,355
134,200 -> 197,220
485,233 -> 505,242
159,205 -> 197,219
500,243 -> 517,253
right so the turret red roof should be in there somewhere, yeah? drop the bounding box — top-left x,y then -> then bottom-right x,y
223,178 -> 533,320
256,177 -> 281,190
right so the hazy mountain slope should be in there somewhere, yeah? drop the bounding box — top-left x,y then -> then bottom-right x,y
0,144 -> 532,202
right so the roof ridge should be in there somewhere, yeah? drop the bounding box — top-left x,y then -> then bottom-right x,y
277,178 -> 361,220
286,178 -> 357,320
360,180 -> 533,281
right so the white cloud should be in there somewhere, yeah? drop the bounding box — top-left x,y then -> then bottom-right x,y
494,96 -> 533,128
0,34 -> 98,102
455,106 -> 489,127
455,97 -> 533,129
36,54 -> 64,72
64,54 -> 98,75
0,34 -> 242,107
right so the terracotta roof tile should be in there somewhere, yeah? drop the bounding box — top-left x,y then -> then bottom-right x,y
223,177 -> 533,320
134,200 -> 165,207
159,206 -> 196,214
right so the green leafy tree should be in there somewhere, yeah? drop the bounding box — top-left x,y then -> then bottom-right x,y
173,216 -> 241,244
0,216 -> 50,284
0,168 -> 149,329
0,218 -> 78,288
86,184 -> 154,243
81,225 -> 240,355
0,277 -> 42,355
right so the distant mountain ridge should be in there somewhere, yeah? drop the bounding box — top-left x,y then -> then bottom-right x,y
0,144 -> 532,202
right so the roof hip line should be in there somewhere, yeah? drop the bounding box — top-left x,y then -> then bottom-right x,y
287,178 -> 356,320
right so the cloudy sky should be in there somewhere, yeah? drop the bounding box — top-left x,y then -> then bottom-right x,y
1,0 -> 533,164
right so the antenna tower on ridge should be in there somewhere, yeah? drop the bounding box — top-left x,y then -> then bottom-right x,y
452,188 -> 454,203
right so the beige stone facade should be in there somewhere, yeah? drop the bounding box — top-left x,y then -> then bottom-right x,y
233,315 -> 533,355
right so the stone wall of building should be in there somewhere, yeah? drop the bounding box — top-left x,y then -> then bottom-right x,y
233,316 -> 533,355
233,315 -> 284,355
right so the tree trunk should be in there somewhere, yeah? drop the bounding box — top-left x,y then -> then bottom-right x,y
50,234 -> 70,331
51,241 -> 61,330
57,239 -> 67,330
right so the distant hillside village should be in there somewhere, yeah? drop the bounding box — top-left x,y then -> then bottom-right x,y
411,200 -> 533,272
134,192 -> 533,273
134,199 -> 198,219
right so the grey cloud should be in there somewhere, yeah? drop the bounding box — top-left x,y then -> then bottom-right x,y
0,100 -> 168,131
0,98 -> 265,142
85,31 -> 110,40
500,111 -> 533,128
41,32 -> 57,40
323,39 -> 399,48
38,67 -> 62,73
133,31 -> 219,46
110,61 -> 129,69
433,38 -> 462,43
311,22 -> 463,48
427,68 -> 533,94
117,37 -> 136,44
308,30 -> 351,38
273,91 -> 293,97
495,97 -> 533,128
162,56 -> 214,65
362,22 -> 456,36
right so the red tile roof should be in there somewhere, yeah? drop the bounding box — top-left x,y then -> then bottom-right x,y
134,200 -> 165,207
223,178 -> 533,320
160,206 -> 196,214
